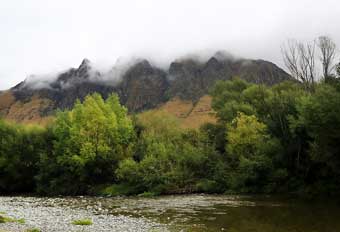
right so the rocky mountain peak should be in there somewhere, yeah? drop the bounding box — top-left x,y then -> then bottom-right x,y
213,50 -> 234,61
51,59 -> 99,89
77,58 -> 92,76
169,62 -> 183,75
80,58 -> 91,67
205,57 -> 223,71
125,60 -> 154,77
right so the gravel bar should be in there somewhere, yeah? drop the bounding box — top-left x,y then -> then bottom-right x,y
0,196 -> 168,232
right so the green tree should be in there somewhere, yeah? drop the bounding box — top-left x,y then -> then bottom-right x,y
0,120 -> 48,193
290,83 -> 340,193
225,113 -> 279,192
211,78 -> 254,122
226,113 -> 269,158
36,93 -> 134,195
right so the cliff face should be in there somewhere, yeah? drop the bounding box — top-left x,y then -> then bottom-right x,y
167,56 -> 291,101
116,60 -> 169,112
0,52 -> 292,125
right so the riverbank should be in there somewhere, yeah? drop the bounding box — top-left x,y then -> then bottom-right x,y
0,196 -> 167,232
1,194 -> 340,232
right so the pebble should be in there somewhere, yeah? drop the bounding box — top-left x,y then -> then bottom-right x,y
0,196 -> 168,232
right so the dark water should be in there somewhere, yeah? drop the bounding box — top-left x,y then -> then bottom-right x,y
50,194 -> 340,232
148,195 -> 340,232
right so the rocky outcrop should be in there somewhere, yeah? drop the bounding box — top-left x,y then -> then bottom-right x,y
167,54 -> 291,102
116,60 -> 169,112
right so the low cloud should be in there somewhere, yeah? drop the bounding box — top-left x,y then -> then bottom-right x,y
21,72 -> 62,90
20,50 -> 249,90
21,56 -> 149,90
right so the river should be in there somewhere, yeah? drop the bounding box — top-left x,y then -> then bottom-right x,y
0,194 -> 339,232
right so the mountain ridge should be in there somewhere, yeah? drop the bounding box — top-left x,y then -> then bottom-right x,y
0,52 -> 292,126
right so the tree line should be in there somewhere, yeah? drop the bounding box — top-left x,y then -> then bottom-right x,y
1,77 -> 340,196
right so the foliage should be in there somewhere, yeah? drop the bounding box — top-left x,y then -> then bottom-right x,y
72,219 -> 93,226
35,93 -> 135,195
116,112 -> 223,194
289,84 -> 340,193
226,113 -> 270,158
0,215 -> 25,224
25,229 -> 41,232
0,120 -> 47,193
225,113 -> 279,192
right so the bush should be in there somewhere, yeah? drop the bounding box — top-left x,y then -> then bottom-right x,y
72,219 -> 93,226
25,229 -> 41,232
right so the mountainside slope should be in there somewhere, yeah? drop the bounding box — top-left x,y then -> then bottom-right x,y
0,52 -> 292,127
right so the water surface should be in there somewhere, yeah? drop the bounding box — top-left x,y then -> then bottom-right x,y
108,194 -> 340,232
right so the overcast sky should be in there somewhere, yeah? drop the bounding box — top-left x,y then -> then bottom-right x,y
1,0 -> 340,89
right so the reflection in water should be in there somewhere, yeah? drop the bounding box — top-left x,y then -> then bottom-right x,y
112,195 -> 340,232
13,194 -> 340,232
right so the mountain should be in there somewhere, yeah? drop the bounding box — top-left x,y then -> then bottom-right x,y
0,52 -> 292,126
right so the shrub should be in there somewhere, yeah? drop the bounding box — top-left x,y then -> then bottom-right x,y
72,219 -> 93,226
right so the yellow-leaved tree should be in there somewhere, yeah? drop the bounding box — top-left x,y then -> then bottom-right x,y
226,112 -> 279,192
36,93 -> 135,195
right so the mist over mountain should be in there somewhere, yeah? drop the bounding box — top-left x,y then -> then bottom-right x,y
0,51 -> 291,125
